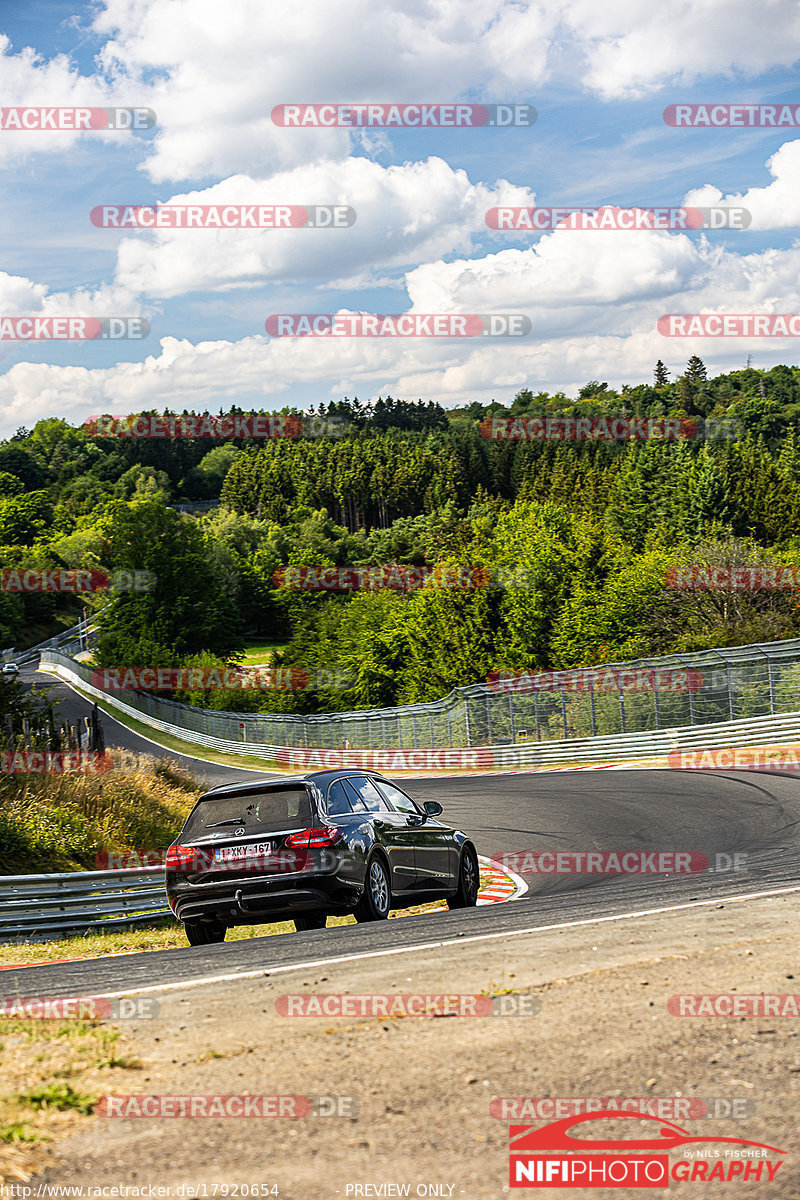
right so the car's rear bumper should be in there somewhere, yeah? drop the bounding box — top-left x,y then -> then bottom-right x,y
167,869 -> 363,925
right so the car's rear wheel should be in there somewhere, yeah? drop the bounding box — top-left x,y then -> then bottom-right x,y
354,854 -> 391,922
447,845 -> 479,909
184,918 -> 227,945
293,913 -> 328,931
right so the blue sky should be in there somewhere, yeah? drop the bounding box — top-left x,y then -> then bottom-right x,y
1,0 -> 800,435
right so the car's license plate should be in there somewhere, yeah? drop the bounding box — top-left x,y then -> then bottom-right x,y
214,842 -> 274,862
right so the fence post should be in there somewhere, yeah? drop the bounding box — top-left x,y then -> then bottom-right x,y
768,659 -> 776,716
464,698 -> 472,747
727,665 -> 735,722
560,690 -> 568,738
508,693 -> 516,743
618,685 -> 626,734
485,694 -> 493,744
589,683 -> 597,737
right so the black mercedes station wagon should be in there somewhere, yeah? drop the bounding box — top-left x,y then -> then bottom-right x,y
165,769 -> 479,944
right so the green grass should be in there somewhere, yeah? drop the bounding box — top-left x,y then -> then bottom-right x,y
17,1083 -> 95,1115
0,1122 -> 40,1144
240,640 -> 288,665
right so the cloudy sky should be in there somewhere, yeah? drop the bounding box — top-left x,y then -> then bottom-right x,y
1,0 -> 800,435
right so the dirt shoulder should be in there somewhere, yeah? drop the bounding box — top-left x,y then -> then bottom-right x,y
18,891 -> 800,1198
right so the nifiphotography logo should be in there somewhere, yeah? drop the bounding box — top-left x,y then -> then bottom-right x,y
508,1110 -> 785,1187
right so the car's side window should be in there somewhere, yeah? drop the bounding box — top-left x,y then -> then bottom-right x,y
326,779 -> 356,816
375,780 -> 422,816
341,778 -> 369,811
346,776 -> 392,812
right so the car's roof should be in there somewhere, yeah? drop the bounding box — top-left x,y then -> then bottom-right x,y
200,768 -> 390,798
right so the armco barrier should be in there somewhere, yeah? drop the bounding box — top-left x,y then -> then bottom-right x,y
0,867 -> 169,942
0,855 -> 522,943
39,638 -> 800,750
37,652 -> 800,770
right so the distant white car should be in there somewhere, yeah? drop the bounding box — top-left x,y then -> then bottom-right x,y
1,661 -> 19,677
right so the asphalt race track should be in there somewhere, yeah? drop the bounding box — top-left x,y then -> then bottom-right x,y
6,663 -> 800,1000
23,662 -> 264,789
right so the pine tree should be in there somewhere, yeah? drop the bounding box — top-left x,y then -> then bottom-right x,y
683,446 -> 736,541
654,360 -> 670,387
686,356 -> 707,381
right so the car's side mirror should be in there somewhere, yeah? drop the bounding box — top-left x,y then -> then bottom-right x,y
423,801 -> 443,817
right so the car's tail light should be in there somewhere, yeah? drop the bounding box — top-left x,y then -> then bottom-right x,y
286,826 -> 343,849
165,845 -> 210,871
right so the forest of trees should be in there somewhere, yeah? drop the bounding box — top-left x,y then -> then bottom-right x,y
2,362 -> 800,713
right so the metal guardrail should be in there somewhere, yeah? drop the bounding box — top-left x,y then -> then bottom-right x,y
34,653 -> 800,770
0,866 -> 170,943
40,639 -> 800,753
8,613 -> 100,666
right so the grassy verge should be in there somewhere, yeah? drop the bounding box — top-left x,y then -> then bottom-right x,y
0,1015 -> 141,1184
0,750 -> 203,875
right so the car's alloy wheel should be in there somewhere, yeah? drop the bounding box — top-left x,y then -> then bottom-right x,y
184,919 -> 227,945
447,846 -> 479,909
293,913 -> 328,931
354,854 -> 391,922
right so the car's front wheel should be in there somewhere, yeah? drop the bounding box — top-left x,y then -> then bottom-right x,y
447,846 -> 479,909
293,913 -> 328,931
184,918 -> 227,945
354,854 -> 391,922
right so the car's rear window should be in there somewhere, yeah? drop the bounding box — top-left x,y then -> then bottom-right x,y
183,787 -> 313,838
